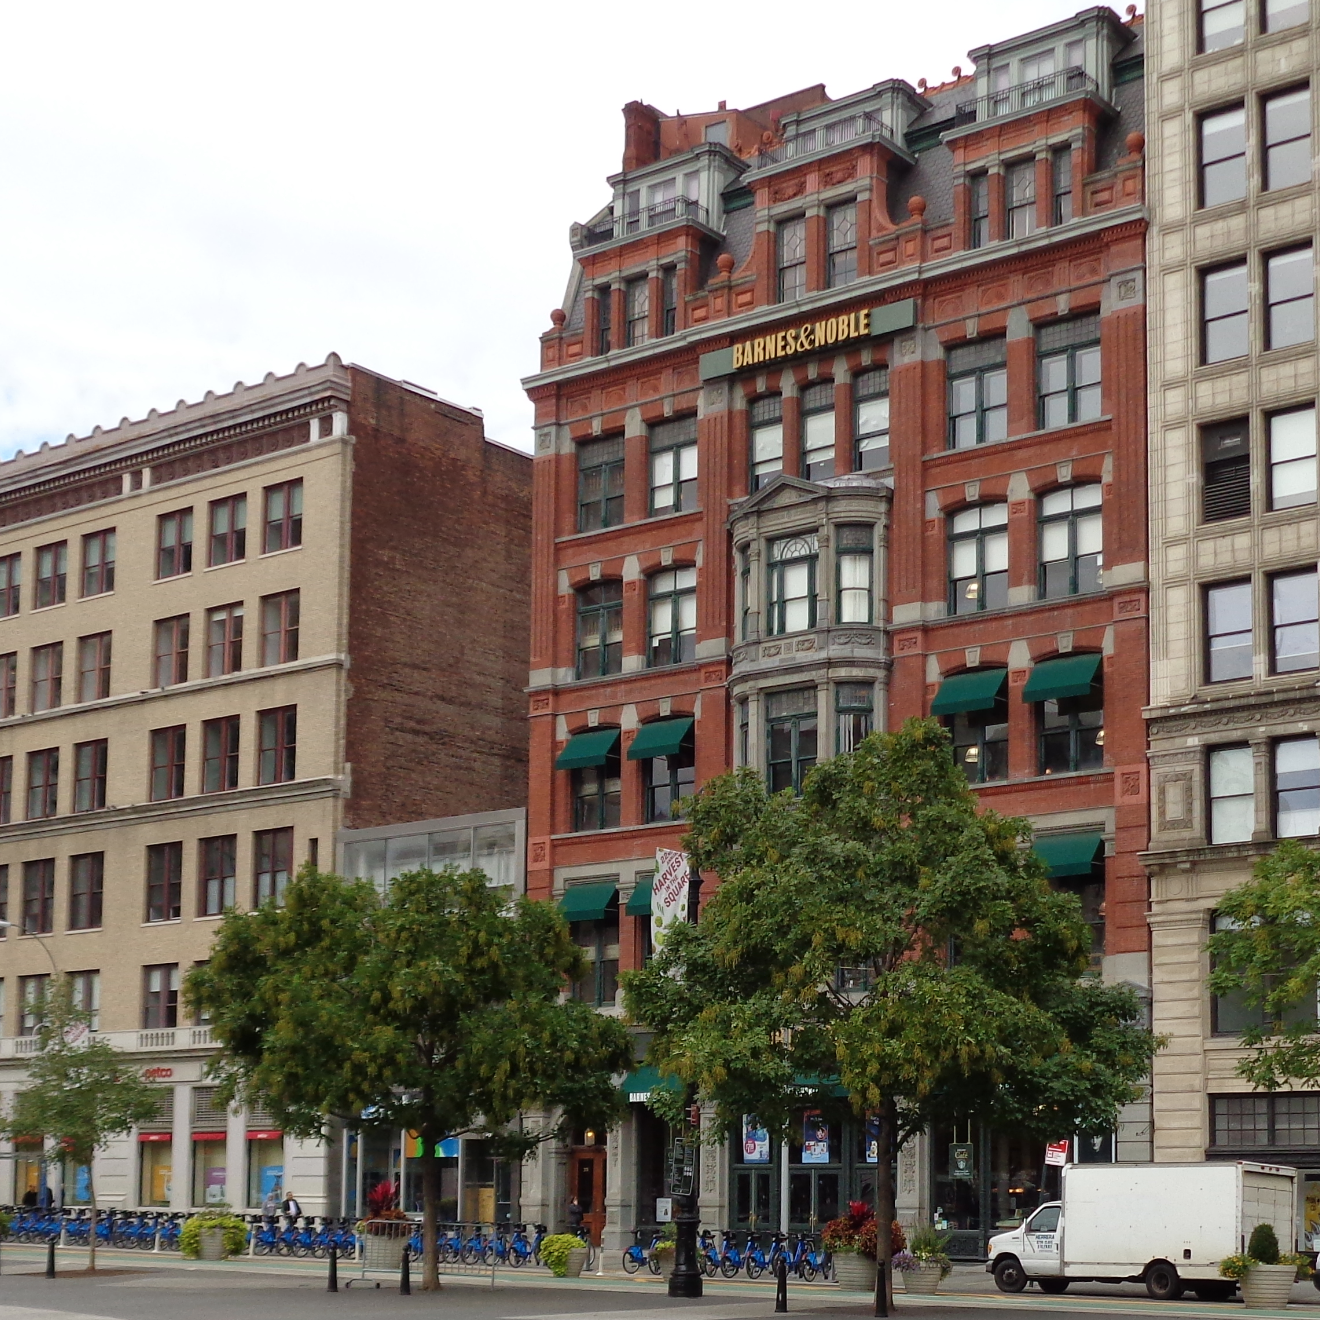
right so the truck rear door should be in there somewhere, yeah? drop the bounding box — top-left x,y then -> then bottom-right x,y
1020,1203 -> 1063,1277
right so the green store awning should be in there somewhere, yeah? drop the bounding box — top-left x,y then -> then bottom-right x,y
626,876 -> 654,916
555,727 -> 621,770
627,717 -> 694,761
930,668 -> 1007,716
1033,833 -> 1105,878
621,1066 -> 663,1102
558,881 -> 618,922
1021,653 -> 1102,704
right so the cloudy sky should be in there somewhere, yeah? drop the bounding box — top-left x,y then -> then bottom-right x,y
0,0 -> 1114,460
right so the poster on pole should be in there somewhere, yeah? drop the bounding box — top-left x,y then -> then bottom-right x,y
652,847 -> 691,956
1044,1139 -> 1070,1167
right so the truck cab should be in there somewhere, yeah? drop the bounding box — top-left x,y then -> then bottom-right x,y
987,1202 -> 1064,1291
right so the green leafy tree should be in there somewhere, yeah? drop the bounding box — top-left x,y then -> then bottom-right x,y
0,982 -> 161,1271
624,720 -> 1156,1303
187,866 -> 634,1291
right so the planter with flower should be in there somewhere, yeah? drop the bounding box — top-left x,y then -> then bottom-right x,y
359,1182 -> 412,1271
652,1223 -> 678,1279
896,1224 -> 953,1294
539,1233 -> 590,1277
823,1201 -> 906,1291
180,1207 -> 247,1261
1220,1224 -> 1309,1308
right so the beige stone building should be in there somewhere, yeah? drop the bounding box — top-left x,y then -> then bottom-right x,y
1144,0 -> 1320,1240
0,355 -> 531,1213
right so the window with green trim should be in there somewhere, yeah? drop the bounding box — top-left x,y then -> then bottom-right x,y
801,383 -> 835,482
649,417 -> 698,515
750,396 -> 784,491
767,534 -> 818,635
949,504 -> 1008,614
1038,316 -> 1101,429
573,743 -> 621,831
648,568 -> 696,666
767,688 -> 817,793
1039,484 -> 1103,598
947,339 -> 1007,449
948,703 -> 1008,784
576,582 -> 623,678
836,525 -> 873,624
835,682 -> 874,754
644,730 -> 695,823
1038,666 -> 1104,775
853,369 -> 889,471
571,902 -> 620,1006
577,437 -> 624,531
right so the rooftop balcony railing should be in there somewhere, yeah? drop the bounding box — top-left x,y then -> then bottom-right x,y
574,197 -> 709,251
953,67 -> 1098,127
754,111 -> 890,169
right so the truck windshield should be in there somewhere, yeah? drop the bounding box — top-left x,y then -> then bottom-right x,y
1028,1206 -> 1060,1233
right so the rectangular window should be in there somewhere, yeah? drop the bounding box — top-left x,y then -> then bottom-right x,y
826,202 -> 857,287
150,725 -> 187,801
0,652 -> 16,717
262,479 -> 303,554
649,417 -> 698,515
777,217 -> 807,302
34,541 -> 67,609
836,524 -> 874,624
254,827 -> 294,906
68,970 -> 99,1031
26,748 -> 58,820
836,681 -> 874,754
30,642 -> 62,712
22,859 -> 54,934
1203,262 -> 1250,362
73,739 -> 108,812
156,509 -> 193,578
949,504 -> 1009,613
800,382 -> 836,482
749,395 -> 784,490
1264,0 -> 1309,30
1210,745 -> 1255,843
573,751 -> 621,831
206,604 -> 244,677
969,173 -> 990,249
200,715 -> 240,793
1203,418 -> 1252,521
1039,484 -> 1104,597
1201,105 -> 1247,206
576,582 -> 623,678
200,835 -> 237,915
1264,87 -> 1311,192
570,910 -> 620,1006
142,964 -> 180,1028
0,756 -> 11,824
69,854 -> 104,931
1039,676 -> 1105,775
19,974 -> 50,1036
146,843 -> 183,923
77,632 -> 112,702
1052,146 -> 1073,224
648,567 -> 697,666
1206,580 -> 1254,681
1270,406 -> 1318,509
661,267 -> 678,337
625,276 -> 649,347
1007,159 -> 1037,238
208,494 -> 247,566
260,590 -> 300,666
577,436 -> 625,531
258,706 -> 297,784
1277,736 -> 1320,836
644,735 -> 695,824
153,615 -> 190,687
1211,1093 -> 1320,1145
1038,315 -> 1102,429
0,865 -> 7,933
947,339 -> 1008,448
1201,0 -> 1245,48
766,688 -> 818,794
80,529 -> 115,597
767,534 -> 818,635
0,553 -> 20,617
853,368 -> 890,471
1272,568 -> 1319,673
1267,246 -> 1315,350
595,287 -> 612,355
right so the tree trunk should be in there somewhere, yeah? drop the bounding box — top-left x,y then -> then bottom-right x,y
875,1099 -> 896,1311
87,1162 -> 97,1273
419,1128 -> 440,1291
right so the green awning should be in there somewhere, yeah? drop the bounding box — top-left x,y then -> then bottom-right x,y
626,877 -> 654,916
555,728 -> 621,770
1021,654 -> 1102,704
627,717 -> 694,761
1033,833 -> 1105,878
930,668 -> 1007,716
558,881 -> 618,922
622,1066 -> 659,1101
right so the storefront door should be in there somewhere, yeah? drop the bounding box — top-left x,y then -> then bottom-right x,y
735,1168 -> 774,1230
573,1149 -> 607,1245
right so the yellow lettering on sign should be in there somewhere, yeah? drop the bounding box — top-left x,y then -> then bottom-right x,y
859,308 -> 871,335
732,343 -> 743,370
752,337 -> 764,364
848,312 -> 859,339
763,334 -> 775,361
776,331 -> 787,358
798,323 -> 814,352
785,328 -> 798,354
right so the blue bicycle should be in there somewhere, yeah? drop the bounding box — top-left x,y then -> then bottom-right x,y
622,1227 -> 660,1274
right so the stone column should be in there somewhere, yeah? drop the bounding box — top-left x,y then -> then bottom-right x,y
697,1103 -> 728,1233
169,1083 -> 191,1211
603,1109 -> 635,1252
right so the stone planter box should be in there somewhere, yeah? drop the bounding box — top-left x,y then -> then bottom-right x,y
199,1226 -> 227,1261
656,1249 -> 676,1279
833,1252 -> 877,1291
1241,1263 -> 1297,1309
564,1247 -> 589,1278
901,1262 -> 945,1294
364,1233 -> 406,1272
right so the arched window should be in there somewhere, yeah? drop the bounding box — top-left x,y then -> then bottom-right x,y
948,505 -> 1008,613
648,568 -> 697,666
1024,654 -> 1104,775
1039,484 -> 1102,598
576,582 -> 623,679
767,534 -> 818,635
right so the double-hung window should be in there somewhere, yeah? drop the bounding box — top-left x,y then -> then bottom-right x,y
258,707 -> 297,784
649,417 -> 698,515
1039,667 -> 1105,776
142,964 -> 179,1028
969,173 -> 990,248
1200,105 -> 1247,207
0,653 -> 13,718
1264,87 -> 1311,192
648,568 -> 696,666
1038,315 -> 1102,428
200,836 -> 237,915
1007,159 -> 1037,238
206,604 -> 244,676
1052,146 -> 1073,224
0,553 -> 20,617
19,973 -> 50,1035
836,525 -> 873,623
69,855 -> 104,931
154,615 -> 189,687
777,217 -> 807,302
146,843 -> 183,923
208,495 -> 247,566
1264,0 -> 1309,31
1039,484 -> 1103,597
573,740 -> 621,831
767,534 -> 818,635
1210,745 -> 1255,843
766,688 -> 817,793
949,504 -> 1009,614
26,749 -> 58,819
69,970 -> 99,1030
947,684 -> 1009,784
156,509 -> 193,578
1270,406 -> 1318,509
74,740 -> 107,812
826,202 -> 857,287
1276,736 -> 1320,837
749,396 -> 784,490
1203,419 -> 1252,520
22,859 -> 54,933
800,383 -> 836,481
31,642 -> 62,711
661,267 -> 678,337
77,632 -> 112,701
947,340 -> 1008,448
576,582 -> 623,678
570,902 -> 620,1005
1271,567 -> 1319,673
254,827 -> 294,906
1206,580 -> 1254,681
577,437 -> 624,531
260,591 -> 300,665
1200,0 -> 1245,49
642,727 -> 696,823
1267,246 -> 1315,349
1203,262 -> 1250,362
625,276 -> 649,347
203,716 -> 240,792
150,726 -> 187,801
835,682 -> 874,754
81,529 -> 115,597
853,368 -> 889,471
263,479 -> 303,553
34,542 -> 66,609
595,287 -> 612,355
0,757 -> 10,824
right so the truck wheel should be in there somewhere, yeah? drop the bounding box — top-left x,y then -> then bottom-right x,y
1192,1283 -> 1236,1301
1038,1279 -> 1069,1294
994,1257 -> 1028,1293
1146,1261 -> 1184,1301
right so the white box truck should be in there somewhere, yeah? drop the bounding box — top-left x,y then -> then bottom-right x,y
986,1161 -> 1297,1301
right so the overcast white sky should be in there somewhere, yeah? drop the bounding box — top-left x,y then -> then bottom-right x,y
0,0 -> 1121,460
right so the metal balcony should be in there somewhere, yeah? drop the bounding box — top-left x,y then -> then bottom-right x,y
754,111 -> 890,169
953,67 -> 1098,127
573,197 -> 709,251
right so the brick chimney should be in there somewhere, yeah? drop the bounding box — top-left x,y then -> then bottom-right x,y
622,101 -> 663,171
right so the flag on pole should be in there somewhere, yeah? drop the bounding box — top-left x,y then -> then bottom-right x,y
652,847 -> 691,956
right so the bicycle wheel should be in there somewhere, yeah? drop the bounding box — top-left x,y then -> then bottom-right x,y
800,1261 -> 818,1282
509,1246 -> 526,1268
746,1256 -> 765,1280
622,1251 -> 642,1275
648,1252 -> 661,1275
721,1256 -> 740,1278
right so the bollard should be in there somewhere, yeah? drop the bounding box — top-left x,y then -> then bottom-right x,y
873,1256 -> 888,1318
45,1237 -> 56,1279
775,1254 -> 788,1313
400,1244 -> 411,1295
328,1245 -> 338,1293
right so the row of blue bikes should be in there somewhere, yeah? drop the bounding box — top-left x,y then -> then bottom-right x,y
623,1228 -> 833,1281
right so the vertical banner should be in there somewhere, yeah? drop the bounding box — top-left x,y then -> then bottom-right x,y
652,847 -> 691,956
743,1117 -> 770,1164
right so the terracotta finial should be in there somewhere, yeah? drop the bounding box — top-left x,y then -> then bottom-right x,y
908,195 -> 927,220
917,77 -> 928,93
952,65 -> 962,79
550,308 -> 566,328
1125,130 -> 1146,157
716,252 -> 735,276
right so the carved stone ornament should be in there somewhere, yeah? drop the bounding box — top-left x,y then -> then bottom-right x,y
1154,698 -> 1320,736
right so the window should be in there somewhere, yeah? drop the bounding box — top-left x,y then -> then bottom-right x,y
827,202 -> 857,287
0,553 -> 19,617
69,855 -> 104,931
571,905 -> 620,1006
573,744 -> 621,832
1052,146 -> 1073,224
0,652 -> 13,718
20,974 -> 50,1036
73,632 -> 111,704
1210,745 -> 1255,843
208,494 -> 247,566
1203,262 -> 1250,362
595,287 -> 612,355
777,217 -> 807,301
576,581 -> 623,679
254,827 -> 294,905
767,534 -> 818,635
142,964 -> 179,1028
1276,736 -> 1320,836
1270,406 -> 1318,509
1271,568 -> 1319,672
1039,484 -> 1103,597
22,859 -> 54,933
1265,87 -> 1311,192
1039,668 -> 1105,775
643,732 -> 695,823
767,688 -> 817,793
156,509 -> 193,578
258,706 -> 297,784
153,615 -> 189,687
150,726 -> 187,801
949,504 -> 1009,614
749,395 -> 784,490
950,700 -> 1009,784
260,590 -> 300,665
1038,315 -> 1102,428
0,864 -> 7,933
577,437 -> 625,531
73,740 -> 107,812
0,757 -> 11,823
1206,581 -> 1254,681
800,383 -> 836,481
1203,418 -> 1252,520
1267,246 -> 1315,349
34,542 -> 67,609
625,276 -> 649,347
80,529 -> 115,597
1264,0 -> 1309,31
836,524 -> 874,623
661,267 -> 678,337
203,716 -> 240,792
146,843 -> 183,922
969,173 -> 990,248
648,568 -> 696,666
200,835 -> 237,915
1007,159 -> 1037,238
1201,105 -> 1247,206
836,682 -> 874,754
1211,1094 -> 1320,1145
1201,0 -> 1245,48
853,369 -> 890,471
26,748 -> 58,820
30,641 -> 62,712
68,970 -> 99,1031
206,604 -> 243,677
649,417 -> 698,515
263,479 -> 302,553
947,340 -> 1008,448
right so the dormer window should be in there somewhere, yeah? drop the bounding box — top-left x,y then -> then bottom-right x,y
705,121 -> 728,146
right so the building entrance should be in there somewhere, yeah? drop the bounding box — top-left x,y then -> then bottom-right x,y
572,1146 -> 607,1245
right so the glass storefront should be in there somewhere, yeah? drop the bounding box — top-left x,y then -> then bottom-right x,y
61,1162 -> 91,1205
193,1137 -> 227,1206
139,1138 -> 172,1206
401,1136 -> 459,1219
246,1135 -> 284,1207
635,1106 -> 669,1229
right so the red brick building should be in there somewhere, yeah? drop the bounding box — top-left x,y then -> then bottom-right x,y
522,6 -> 1149,1255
